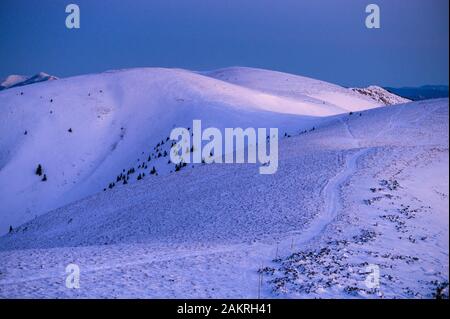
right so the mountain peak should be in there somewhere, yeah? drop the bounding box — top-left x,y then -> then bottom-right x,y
0,72 -> 58,91
350,85 -> 410,105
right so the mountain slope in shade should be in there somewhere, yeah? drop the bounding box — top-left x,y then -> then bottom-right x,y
0,75 -> 29,90
0,72 -> 58,91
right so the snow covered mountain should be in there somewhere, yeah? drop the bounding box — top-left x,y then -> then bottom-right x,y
0,67 -> 400,235
0,72 -> 58,91
0,75 -> 29,90
350,85 -> 410,105
1,67 -> 446,299
0,98 -> 447,298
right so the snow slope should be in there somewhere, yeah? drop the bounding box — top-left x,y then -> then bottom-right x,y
0,99 -> 447,298
0,67 -> 393,234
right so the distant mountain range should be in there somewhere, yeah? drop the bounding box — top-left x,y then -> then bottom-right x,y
384,85 -> 449,101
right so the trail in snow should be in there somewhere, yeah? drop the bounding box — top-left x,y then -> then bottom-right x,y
274,148 -> 369,257
266,103 -> 410,263
0,146 -> 371,297
300,103 -> 409,246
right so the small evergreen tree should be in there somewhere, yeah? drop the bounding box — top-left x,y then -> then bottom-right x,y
150,166 -> 156,175
9,225 -> 13,233
35,164 -> 43,176
42,174 -> 47,182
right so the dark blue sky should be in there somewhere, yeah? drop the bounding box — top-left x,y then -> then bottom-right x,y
0,0 -> 448,87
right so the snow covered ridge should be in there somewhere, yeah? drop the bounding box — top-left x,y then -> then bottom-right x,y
350,85 -> 410,105
0,72 -> 58,91
0,66 -> 397,235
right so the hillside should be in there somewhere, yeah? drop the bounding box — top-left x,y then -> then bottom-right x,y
0,98 -> 447,298
0,67 -> 396,234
